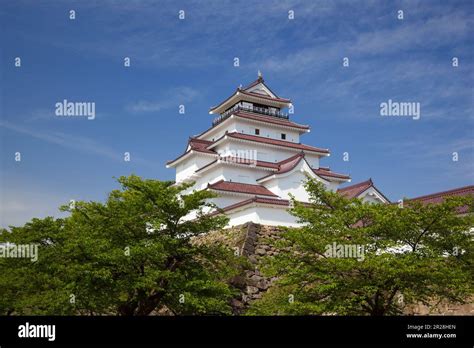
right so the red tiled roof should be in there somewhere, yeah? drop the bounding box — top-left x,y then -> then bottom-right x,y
188,138 -> 214,153
257,153 -> 350,182
277,152 -> 305,171
210,88 -> 290,114
256,153 -> 305,181
337,179 -> 390,202
407,185 -> 474,203
170,132 -> 330,167
314,167 -> 351,180
167,138 -> 216,165
211,196 -> 315,216
208,180 -> 278,197
195,157 -> 279,173
212,196 -> 291,215
233,110 -> 309,130
241,76 -> 281,98
222,132 -> 329,154
337,179 -> 374,198
242,77 -> 265,92
194,111 -> 310,141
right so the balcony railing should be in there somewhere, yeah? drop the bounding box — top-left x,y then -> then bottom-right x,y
213,105 -> 289,126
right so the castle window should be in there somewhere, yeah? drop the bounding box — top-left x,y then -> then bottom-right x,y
255,128 -> 260,135
281,133 -> 286,140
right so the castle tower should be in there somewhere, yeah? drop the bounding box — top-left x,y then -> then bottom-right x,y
167,74 -> 352,227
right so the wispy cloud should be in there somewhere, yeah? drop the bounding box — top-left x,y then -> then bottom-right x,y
0,181 -> 69,229
377,132 -> 474,183
126,87 -> 200,113
0,121 -> 158,168
1,120 -> 122,161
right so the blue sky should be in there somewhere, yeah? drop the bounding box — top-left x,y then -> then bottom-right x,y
1,0 -> 473,227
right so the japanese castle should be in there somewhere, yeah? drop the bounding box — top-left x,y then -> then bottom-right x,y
167,74 -> 390,227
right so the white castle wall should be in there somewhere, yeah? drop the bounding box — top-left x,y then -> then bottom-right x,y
264,171 -> 312,202
175,155 -> 215,183
199,117 -> 301,144
225,205 -> 301,228
193,167 -> 225,190
226,207 -> 260,227
232,119 -> 300,143
210,195 -> 246,209
213,140 -> 321,166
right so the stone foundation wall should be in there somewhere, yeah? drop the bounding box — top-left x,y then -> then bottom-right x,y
230,223 -> 282,313
404,300 -> 473,315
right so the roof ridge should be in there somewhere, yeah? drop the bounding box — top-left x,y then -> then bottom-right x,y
225,132 -> 329,153
337,179 -> 372,192
242,77 -> 264,91
313,167 -> 350,179
195,110 -> 310,140
257,153 -> 308,181
208,180 -> 279,197
408,185 -> 474,201
210,180 -> 269,188
189,137 -> 213,143
207,179 -> 225,187
276,151 -> 306,166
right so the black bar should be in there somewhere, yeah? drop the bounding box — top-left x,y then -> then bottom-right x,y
0,315 -> 472,346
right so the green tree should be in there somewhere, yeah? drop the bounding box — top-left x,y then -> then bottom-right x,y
0,175 -> 243,315
249,180 -> 474,315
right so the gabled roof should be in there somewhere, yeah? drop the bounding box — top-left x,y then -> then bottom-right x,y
242,77 -> 264,91
276,152 -> 306,173
241,76 -> 280,98
209,77 -> 291,114
257,152 -> 350,183
337,179 -> 390,203
406,185 -> 474,205
337,179 -> 373,198
210,131 -> 329,155
166,138 -> 217,166
207,180 -> 278,197
187,138 -> 214,153
167,131 -> 329,167
210,195 -> 315,216
255,153 -> 307,182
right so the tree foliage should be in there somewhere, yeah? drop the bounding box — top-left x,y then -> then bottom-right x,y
249,180 -> 474,315
0,175 -> 243,315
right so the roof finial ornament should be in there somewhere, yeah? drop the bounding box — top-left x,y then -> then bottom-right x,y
257,70 -> 263,79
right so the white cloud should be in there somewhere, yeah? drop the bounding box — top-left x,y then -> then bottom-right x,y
0,121 -> 158,168
127,87 -> 200,113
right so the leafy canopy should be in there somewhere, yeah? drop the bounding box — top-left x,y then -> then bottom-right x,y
249,179 -> 474,316
0,175 -> 243,315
